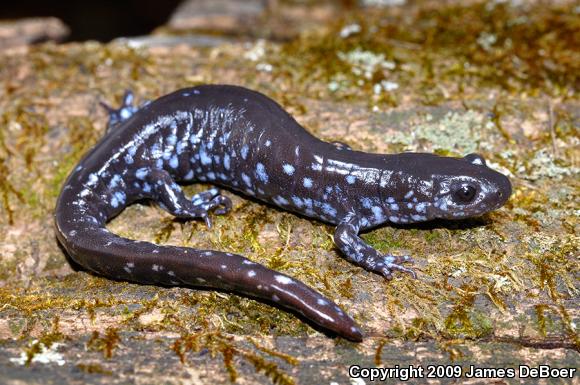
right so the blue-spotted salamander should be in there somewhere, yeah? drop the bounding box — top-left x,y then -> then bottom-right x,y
55,85 -> 512,341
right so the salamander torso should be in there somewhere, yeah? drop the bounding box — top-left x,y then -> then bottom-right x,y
55,85 -> 512,341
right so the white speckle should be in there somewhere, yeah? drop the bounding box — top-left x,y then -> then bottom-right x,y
346,175 -> 356,184
303,177 -> 313,188
110,196 -> 119,208
265,140 -> 271,146
339,23 -> 361,38
152,264 -> 159,271
203,251 -> 213,256
196,277 -> 206,283
404,190 -> 414,199
389,203 -> 399,211
389,216 -> 400,223
317,298 -> 328,306
282,164 -> 295,175
242,260 -> 256,265
387,197 -> 395,203
274,275 -> 293,285
168,271 -> 175,276
221,264 -> 228,270
407,203 -> 413,209
9,340 -> 66,366
272,294 -> 280,302
247,270 -> 256,277
255,163 -> 269,183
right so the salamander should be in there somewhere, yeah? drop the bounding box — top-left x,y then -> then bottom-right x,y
55,85 -> 512,342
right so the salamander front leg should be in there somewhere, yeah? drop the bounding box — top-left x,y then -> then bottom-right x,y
334,213 -> 416,279
146,169 -> 232,228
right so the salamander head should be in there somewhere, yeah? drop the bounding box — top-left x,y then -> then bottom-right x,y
429,153 -> 512,220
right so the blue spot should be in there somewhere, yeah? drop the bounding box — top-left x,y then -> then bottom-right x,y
111,196 -> 119,208
184,170 -> 194,180
120,108 -> 131,119
282,164 -> 295,175
291,196 -> 303,207
241,145 -> 249,160
169,155 -> 179,168
156,159 -> 163,169
88,173 -> 98,185
360,197 -> 372,208
135,168 -> 149,180
389,216 -> 399,223
128,146 -> 137,156
273,196 -> 289,205
322,203 -> 337,217
387,197 -> 395,203
115,191 -> 126,204
346,175 -> 356,184
255,163 -> 268,183
124,154 -> 134,164
151,143 -> 162,158
371,206 -> 384,222
109,174 -> 122,188
200,146 -> 212,165
241,173 -> 251,187
416,203 -> 426,213
176,142 -> 185,154
389,203 -> 399,211
303,178 -> 313,188
223,153 -> 231,170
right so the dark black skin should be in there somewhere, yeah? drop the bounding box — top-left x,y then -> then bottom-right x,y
55,85 -> 512,341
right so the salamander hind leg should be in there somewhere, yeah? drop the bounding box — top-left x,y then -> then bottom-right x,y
145,169 -> 232,228
100,90 -> 144,131
334,213 -> 416,279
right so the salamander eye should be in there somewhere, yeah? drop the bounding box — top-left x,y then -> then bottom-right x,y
453,184 -> 477,204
